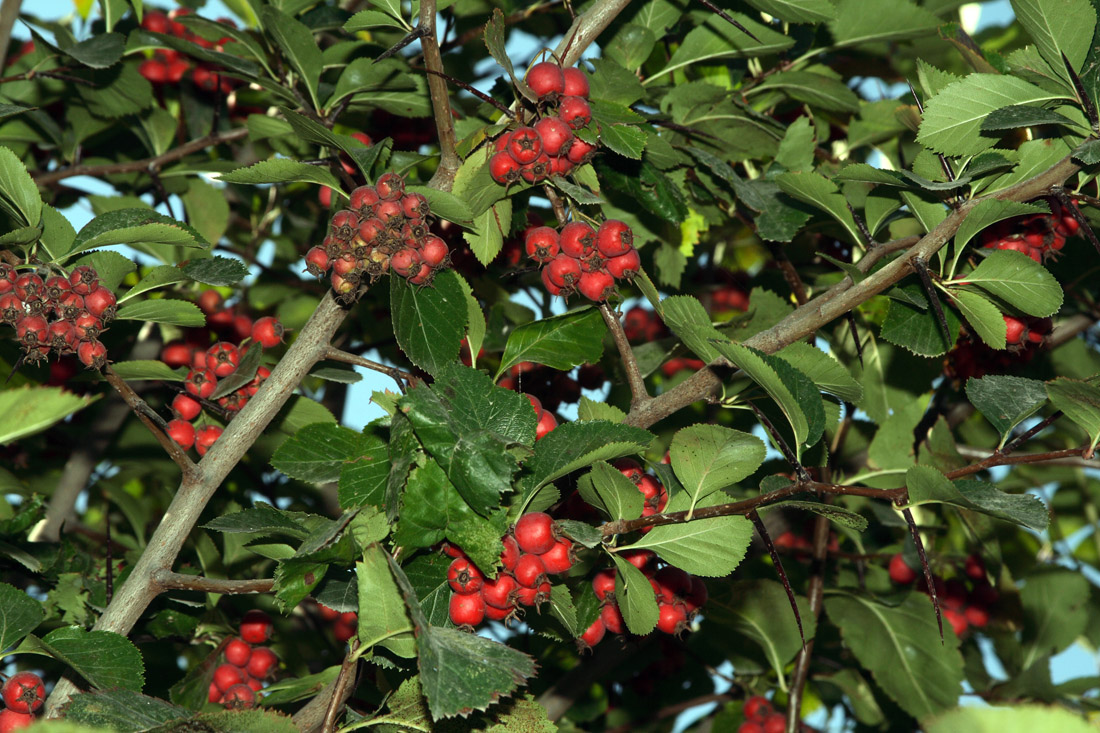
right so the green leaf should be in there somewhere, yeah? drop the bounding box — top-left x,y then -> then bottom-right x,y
578,397 -> 626,423
261,7 -> 322,110
743,0 -> 834,23
0,582 -> 45,653
775,116 -> 816,172
592,102 -> 647,159
73,250 -> 135,292
1046,378 -> 1100,454
661,295 -> 725,363
927,705 -> 1096,733
115,299 -> 205,327
828,0 -> 941,46
118,265 -> 187,303
755,71 -> 860,112
953,200 -> 1049,250
625,492 -> 753,577
1011,0 -> 1096,77
202,503 -> 308,537
390,270 -> 467,376
951,289 -> 1007,350
917,75 -> 1067,157
706,579 -> 815,686
339,430 -> 390,511
962,250 -> 1063,317
496,308 -> 606,378
611,553 -> 660,635
764,500 -> 869,531
343,9 -> 408,31
825,593 -> 964,720
36,207 -> 75,261
905,464 -> 1049,530
463,199 -> 511,266
775,342 -> 862,402
518,420 -> 654,498
29,627 -> 145,691
70,208 -> 208,258
775,171 -> 864,245
357,547 -> 416,657
0,145 -> 42,227
651,13 -> 795,82
551,175 -> 603,206
64,689 -> 188,731
0,387 -> 95,445
670,425 -> 766,511
271,423 -> 366,484
182,256 -> 249,287
483,8 -> 526,94
109,360 -> 187,381
587,57 -> 645,105
966,375 -> 1048,443
407,185 -> 473,227
880,285 -> 960,357
583,461 -> 645,521
980,104 -> 1083,131
1019,570 -> 1090,669
66,32 -> 125,68
218,159 -> 343,191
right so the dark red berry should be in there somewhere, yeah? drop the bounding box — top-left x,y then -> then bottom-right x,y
239,610 -> 273,644
449,591 -> 486,627
562,66 -> 589,97
558,95 -> 592,129
1,672 -> 45,714
527,61 -> 565,98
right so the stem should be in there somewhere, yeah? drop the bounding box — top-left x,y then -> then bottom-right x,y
153,571 -> 275,594
419,0 -> 461,191
324,346 -> 418,389
322,639 -> 360,733
101,366 -> 198,480
786,507 -> 830,732
553,0 -> 634,66
598,303 -> 648,409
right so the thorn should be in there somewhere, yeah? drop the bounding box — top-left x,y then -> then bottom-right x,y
749,402 -> 811,484
846,312 -> 864,367
420,67 -> 517,119
695,0 -> 761,42
1051,187 -> 1100,258
1061,51 -> 1099,134
907,80 -> 957,186
373,25 -> 427,65
749,510 -> 806,647
912,257 -> 952,351
846,201 -> 875,247
902,505 -> 944,642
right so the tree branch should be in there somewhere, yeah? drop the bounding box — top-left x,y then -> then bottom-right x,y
419,0 -> 461,191
153,570 -> 274,594
324,346 -> 418,389
598,303 -> 648,409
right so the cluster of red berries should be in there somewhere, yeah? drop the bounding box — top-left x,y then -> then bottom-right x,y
207,611 -> 277,709
305,174 -> 447,299
318,132 -> 373,208
947,315 -> 1052,381
0,262 -> 116,370
773,520 -> 840,554
161,310 -> 281,457
489,61 -> 596,186
525,394 -> 558,440
526,219 -> 639,302
0,672 -> 46,731
978,197 -> 1080,263
138,9 -> 238,93
445,512 -> 577,628
317,604 -> 359,643
614,458 -> 669,526
623,306 -> 669,343
583,548 -> 707,648
889,553 -> 997,636
738,696 -> 808,733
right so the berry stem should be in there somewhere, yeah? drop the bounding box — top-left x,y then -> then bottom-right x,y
786,508 -> 832,733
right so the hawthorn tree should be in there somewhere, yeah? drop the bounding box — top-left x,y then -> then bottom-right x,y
0,0 -> 1099,730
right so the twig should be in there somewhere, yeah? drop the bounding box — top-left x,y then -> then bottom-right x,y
911,257 -> 952,350
418,0 -> 461,192
786,507 -> 830,732
322,639 -> 360,733
694,0 -> 760,42
1051,186 -> 1100,257
153,570 -> 275,594
324,346 -> 418,389
34,128 -> 249,187
902,504 -> 943,640
374,26 -> 426,65
749,402 -> 810,483
419,66 -> 516,119
748,509 -> 804,646
598,303 -> 648,409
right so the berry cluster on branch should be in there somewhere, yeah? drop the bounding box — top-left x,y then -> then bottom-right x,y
527,219 -> 639,301
138,9 -> 238,94
979,197 -> 1079,263
207,611 -> 278,709
889,553 -> 997,637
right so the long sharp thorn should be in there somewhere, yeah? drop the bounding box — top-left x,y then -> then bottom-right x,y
846,311 -> 864,367
421,67 -> 516,118
1061,51 -> 1099,134
374,25 -> 427,64
695,0 -> 761,42
912,257 -> 952,351
1052,187 -> 1100,258
749,510 -> 806,647
750,402 -> 811,484
846,201 -> 875,246
908,80 -> 956,183
903,505 -> 944,642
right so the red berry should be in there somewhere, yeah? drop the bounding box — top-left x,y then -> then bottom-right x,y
539,537 -> 574,574
545,255 -> 582,289
47,319 -> 77,351
166,419 -> 196,449
499,534 -> 521,571
68,265 -> 98,295
391,248 -> 423,279
600,602 -> 625,634
964,605 -> 990,627
567,136 -> 597,164
515,580 -> 552,606
224,638 -> 252,667
84,286 -> 117,319
1004,315 -> 1027,346
577,270 -> 615,302
526,393 -> 543,416
490,151 -> 522,185
246,646 -> 278,679
240,610 -> 273,644
408,264 -> 434,286
527,61 -> 565,98
534,116 -> 574,157
548,155 -> 574,177
221,683 -> 256,709
77,338 -> 108,368
0,709 -> 35,731
401,193 -> 430,219
536,410 -> 558,439
333,619 -> 357,642
1,672 -> 44,714
513,553 -> 548,588
654,566 -> 692,604
420,235 -> 450,268
515,512 -> 557,555
195,425 -> 223,456
305,246 -> 330,276
525,226 -> 560,263
592,568 -> 616,601
375,172 -> 405,200
350,185 -> 380,212
762,714 -> 786,733
208,681 -> 222,704
605,249 -> 641,280
685,575 -> 708,613
448,557 -> 485,594
481,573 -> 519,609
142,11 -> 170,32
449,591 -> 486,627
186,368 -> 218,399
596,220 -> 634,258
484,603 -> 515,622
206,342 -> 241,377
738,724 -> 764,733
213,663 -> 244,692
172,393 -> 202,421
743,695 -> 773,720
964,554 -> 986,581
520,154 -> 552,183
888,553 -> 917,584
0,293 -> 23,324
656,602 -> 688,634
944,608 -> 968,636
562,66 -> 589,97
559,221 -> 596,258
540,267 -> 563,296
506,127 -> 543,164
558,95 -> 592,129
251,316 -> 284,348
580,617 -> 605,648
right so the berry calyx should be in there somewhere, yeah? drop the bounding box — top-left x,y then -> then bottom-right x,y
186,368 -> 218,398
506,127 -> 543,164
1,672 -> 45,714
447,556 -> 485,594
525,226 -> 560,263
